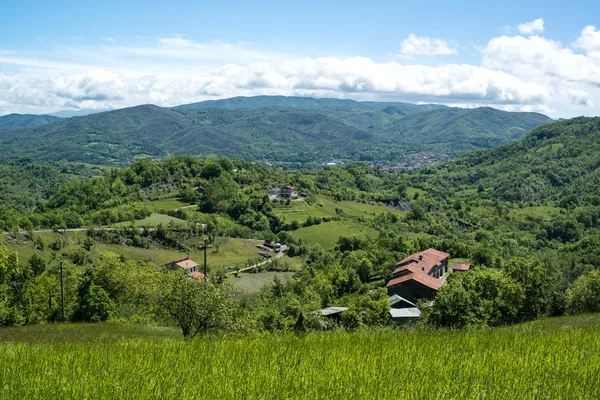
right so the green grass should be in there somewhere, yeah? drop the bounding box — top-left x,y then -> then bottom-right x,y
229,271 -> 295,294
274,197 -> 403,223
145,198 -> 191,211
94,237 -> 264,268
4,233 -> 265,270
406,186 -> 426,199
291,220 -> 378,249
0,315 -> 598,399
510,206 -> 561,220
113,212 -> 188,227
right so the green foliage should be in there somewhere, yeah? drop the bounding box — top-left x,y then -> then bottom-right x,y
567,270 -> 600,314
0,99 -> 550,165
156,271 -> 244,338
424,268 -> 525,327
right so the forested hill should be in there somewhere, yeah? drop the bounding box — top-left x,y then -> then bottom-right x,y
0,113 -> 61,129
0,96 -> 552,165
415,117 -> 600,203
178,95 -> 445,115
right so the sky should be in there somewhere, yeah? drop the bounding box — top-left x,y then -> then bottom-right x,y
1,0 -> 600,118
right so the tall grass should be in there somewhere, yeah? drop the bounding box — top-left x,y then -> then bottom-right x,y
0,316 -> 599,399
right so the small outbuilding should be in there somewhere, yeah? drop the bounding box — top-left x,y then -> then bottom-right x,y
451,262 -> 471,272
387,295 -> 421,319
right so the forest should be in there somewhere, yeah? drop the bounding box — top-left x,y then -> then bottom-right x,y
0,96 -> 551,165
1,117 -> 600,335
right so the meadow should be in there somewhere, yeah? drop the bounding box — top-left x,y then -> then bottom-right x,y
291,220 -> 378,249
0,315 -> 598,399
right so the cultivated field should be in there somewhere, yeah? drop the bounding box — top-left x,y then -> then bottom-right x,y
0,315 -> 598,399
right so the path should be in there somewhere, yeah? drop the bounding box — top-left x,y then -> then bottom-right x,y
226,245 -> 288,275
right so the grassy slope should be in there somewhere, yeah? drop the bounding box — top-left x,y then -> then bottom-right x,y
292,220 -> 378,249
0,315 -> 598,399
229,271 -> 295,294
273,197 -> 404,223
4,233 -> 265,270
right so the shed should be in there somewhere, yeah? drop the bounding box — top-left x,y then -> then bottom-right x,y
452,262 -> 471,272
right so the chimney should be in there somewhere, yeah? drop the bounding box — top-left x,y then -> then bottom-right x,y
418,255 -> 423,261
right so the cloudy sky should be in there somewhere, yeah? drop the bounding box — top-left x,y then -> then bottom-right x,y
1,0 -> 599,118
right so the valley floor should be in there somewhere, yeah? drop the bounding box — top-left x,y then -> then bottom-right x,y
0,314 -> 598,399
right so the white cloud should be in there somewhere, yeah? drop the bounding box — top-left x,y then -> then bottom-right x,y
568,90 -> 593,107
518,18 -> 544,35
400,34 -> 458,56
573,25 -> 600,54
0,57 -> 551,115
102,37 -> 115,42
2,26 -> 600,117
483,34 -> 600,84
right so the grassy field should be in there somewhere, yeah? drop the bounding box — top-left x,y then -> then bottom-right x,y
145,198 -> 191,211
273,197 -> 403,223
510,205 -> 561,220
229,271 -> 295,294
291,220 -> 378,249
4,233 -> 265,271
113,212 -> 188,227
0,315 -> 598,399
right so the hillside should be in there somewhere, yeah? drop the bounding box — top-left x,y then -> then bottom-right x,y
395,107 -> 552,151
0,113 -> 61,129
0,97 -> 552,165
418,117 -> 600,203
0,315 -> 599,398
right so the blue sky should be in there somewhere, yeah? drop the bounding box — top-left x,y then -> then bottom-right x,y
1,0 -> 600,117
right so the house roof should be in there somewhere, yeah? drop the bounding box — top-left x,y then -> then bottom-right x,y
386,271 -> 444,291
393,248 -> 449,275
282,185 -> 295,190
188,271 -> 205,280
389,307 -> 421,318
452,262 -> 471,271
319,307 -> 348,316
176,259 -> 199,269
387,294 -> 417,308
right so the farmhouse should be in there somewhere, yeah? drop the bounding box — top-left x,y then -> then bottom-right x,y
386,248 -> 449,303
167,257 -> 205,279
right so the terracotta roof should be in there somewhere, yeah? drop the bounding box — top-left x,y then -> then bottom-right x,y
393,248 -> 449,275
188,271 -> 205,280
386,271 -> 444,291
452,262 -> 471,271
282,185 -> 295,190
176,259 -> 199,269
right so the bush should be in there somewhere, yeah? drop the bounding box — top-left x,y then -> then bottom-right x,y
567,270 -> 600,314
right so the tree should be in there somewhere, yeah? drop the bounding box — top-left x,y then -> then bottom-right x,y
156,271 -> 238,338
29,253 -> 47,276
567,270 -> 600,314
74,270 -> 115,322
424,268 -> 525,328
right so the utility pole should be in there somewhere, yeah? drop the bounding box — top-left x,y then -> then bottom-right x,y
59,258 -> 65,321
203,237 -> 208,278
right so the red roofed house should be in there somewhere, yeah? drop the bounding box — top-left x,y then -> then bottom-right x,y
168,258 -> 204,279
386,248 -> 449,303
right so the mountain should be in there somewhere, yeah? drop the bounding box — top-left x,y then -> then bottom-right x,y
394,107 -> 552,152
0,96 -> 553,165
48,109 -> 111,118
0,114 -> 61,129
418,117 -> 600,203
